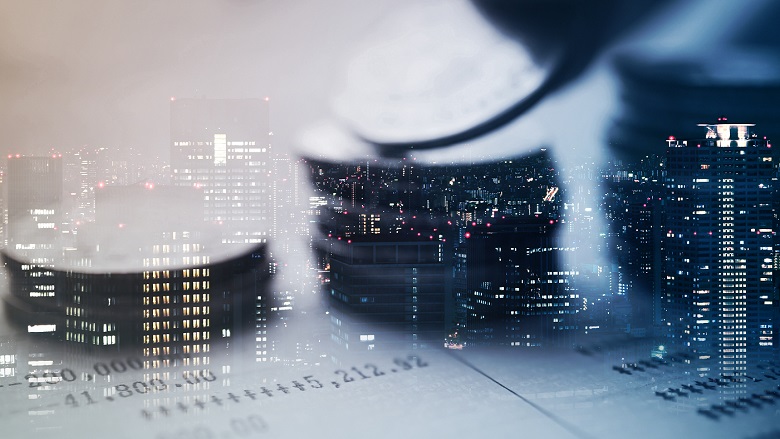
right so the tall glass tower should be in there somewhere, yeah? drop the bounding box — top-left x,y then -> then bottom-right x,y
663,119 -> 778,377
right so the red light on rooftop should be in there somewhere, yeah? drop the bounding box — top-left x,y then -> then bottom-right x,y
170,96 -> 176,101
471,222 -> 476,227
97,182 -> 105,189
464,232 -> 471,239
668,135 -> 675,140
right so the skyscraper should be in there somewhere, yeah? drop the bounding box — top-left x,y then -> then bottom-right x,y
463,218 -> 581,348
4,155 -> 63,334
663,119 -> 778,377
170,98 -> 272,245
170,97 -> 277,363
62,148 -> 100,226
327,238 -> 447,351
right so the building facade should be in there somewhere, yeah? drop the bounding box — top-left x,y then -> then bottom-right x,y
170,98 -> 272,245
463,218 -> 581,348
663,120 -> 778,377
4,156 -> 63,334
327,239 -> 447,351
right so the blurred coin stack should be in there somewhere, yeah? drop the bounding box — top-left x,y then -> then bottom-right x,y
609,48 -> 780,160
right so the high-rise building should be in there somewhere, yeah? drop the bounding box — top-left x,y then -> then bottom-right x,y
663,119 -> 778,377
63,148 -> 100,223
4,155 -> 63,334
170,98 -> 272,245
462,218 -> 581,348
0,169 -> 6,247
327,238 -> 447,351
602,173 -> 664,334
170,97 -> 278,365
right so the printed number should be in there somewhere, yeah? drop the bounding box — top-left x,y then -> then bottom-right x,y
303,375 -> 323,389
182,370 -> 215,384
43,372 -> 58,384
351,367 -> 370,379
24,374 -> 41,388
335,370 -> 354,383
81,391 -> 97,404
127,357 -> 144,370
393,359 -> 413,370
65,394 -> 78,408
183,371 -> 200,385
133,381 -> 150,394
60,368 -> 77,382
65,391 -> 96,407
94,362 -> 111,376
115,384 -> 133,397
394,356 -> 428,369
365,364 -> 385,377
150,378 -> 167,391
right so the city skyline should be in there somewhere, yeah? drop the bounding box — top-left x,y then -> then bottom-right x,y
0,115 -> 778,439
3,109 -> 778,359
1,0 -> 780,437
